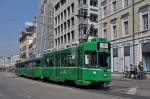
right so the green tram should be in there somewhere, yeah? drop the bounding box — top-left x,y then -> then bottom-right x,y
15,58 -> 43,78
15,38 -> 111,86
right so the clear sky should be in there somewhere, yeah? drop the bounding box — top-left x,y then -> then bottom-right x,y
0,0 -> 40,57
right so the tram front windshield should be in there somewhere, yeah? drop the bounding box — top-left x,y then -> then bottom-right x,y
84,51 -> 97,68
84,51 -> 110,68
98,52 -> 110,67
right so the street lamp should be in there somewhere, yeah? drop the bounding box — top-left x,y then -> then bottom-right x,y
132,0 -> 135,67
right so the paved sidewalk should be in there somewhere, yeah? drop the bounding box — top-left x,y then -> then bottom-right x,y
112,73 -> 150,80
112,73 -> 124,80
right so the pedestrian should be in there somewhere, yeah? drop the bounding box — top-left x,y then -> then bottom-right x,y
133,65 -> 137,79
138,61 -> 145,79
129,64 -> 134,79
138,61 -> 144,73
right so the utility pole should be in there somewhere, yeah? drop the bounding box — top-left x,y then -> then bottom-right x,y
132,0 -> 135,66
33,16 -> 36,57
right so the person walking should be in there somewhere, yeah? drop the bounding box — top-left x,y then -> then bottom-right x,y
129,64 -> 134,79
138,61 -> 144,73
138,61 -> 145,80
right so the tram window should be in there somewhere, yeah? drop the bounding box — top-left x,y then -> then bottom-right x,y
45,59 -> 49,67
98,52 -> 110,67
41,60 -> 48,67
16,64 -> 19,68
85,51 -> 97,67
33,62 -> 35,67
60,53 -> 69,67
47,58 -> 54,67
20,64 -> 23,68
69,52 -> 76,67
24,63 -> 27,68
36,60 -> 40,67
28,62 -> 32,68
60,56 -> 66,67
60,52 -> 76,67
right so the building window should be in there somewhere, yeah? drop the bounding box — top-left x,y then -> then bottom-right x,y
61,0 -> 66,6
67,19 -> 70,29
64,10 -> 67,19
58,38 -> 60,46
122,14 -> 129,35
123,0 -> 128,7
124,21 -> 128,35
111,20 -> 117,39
79,0 -> 86,6
68,33 -> 70,42
58,15 -> 60,23
112,0 -> 117,12
90,0 -> 98,7
112,25 -> 117,38
55,3 -> 60,11
55,39 -> 57,46
91,28 -> 98,36
58,26 -> 60,34
61,24 -> 63,33
102,6 -> 107,17
55,17 -> 57,25
113,48 -> 118,57
71,31 -> 74,41
103,22 -> 107,38
90,13 -> 98,22
83,0 -> 86,5
61,36 -> 63,44
111,19 -> 117,39
61,12 -> 63,21
103,29 -> 107,38
139,5 -> 149,31
124,46 -> 130,56
64,35 -> 67,43
67,6 -> 70,16
71,3 -> 74,13
55,28 -> 57,36
142,13 -> 148,31
64,22 -> 67,30
71,17 -> 74,27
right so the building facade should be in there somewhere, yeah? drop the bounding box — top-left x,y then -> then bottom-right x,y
0,57 -> 11,69
54,0 -> 99,49
99,0 -> 150,72
0,55 -> 19,71
19,26 -> 35,60
36,0 -> 54,54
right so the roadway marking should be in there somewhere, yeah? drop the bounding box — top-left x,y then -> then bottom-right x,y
126,86 -> 138,95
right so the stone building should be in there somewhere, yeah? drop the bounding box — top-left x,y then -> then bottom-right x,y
54,0 -> 99,49
19,26 -> 35,60
36,0 -> 55,54
99,0 -> 150,72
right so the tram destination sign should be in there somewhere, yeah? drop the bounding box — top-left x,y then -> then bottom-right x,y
99,43 -> 108,49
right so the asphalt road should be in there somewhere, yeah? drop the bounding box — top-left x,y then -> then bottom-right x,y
0,72 -> 150,99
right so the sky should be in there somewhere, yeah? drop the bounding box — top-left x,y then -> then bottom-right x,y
0,0 -> 40,57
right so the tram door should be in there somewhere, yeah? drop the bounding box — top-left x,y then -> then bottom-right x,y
143,54 -> 150,71
113,57 -> 120,72
124,46 -> 131,72
55,54 -> 59,79
77,48 -> 82,80
113,48 -> 120,72
142,43 -> 150,72
124,56 -> 131,71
